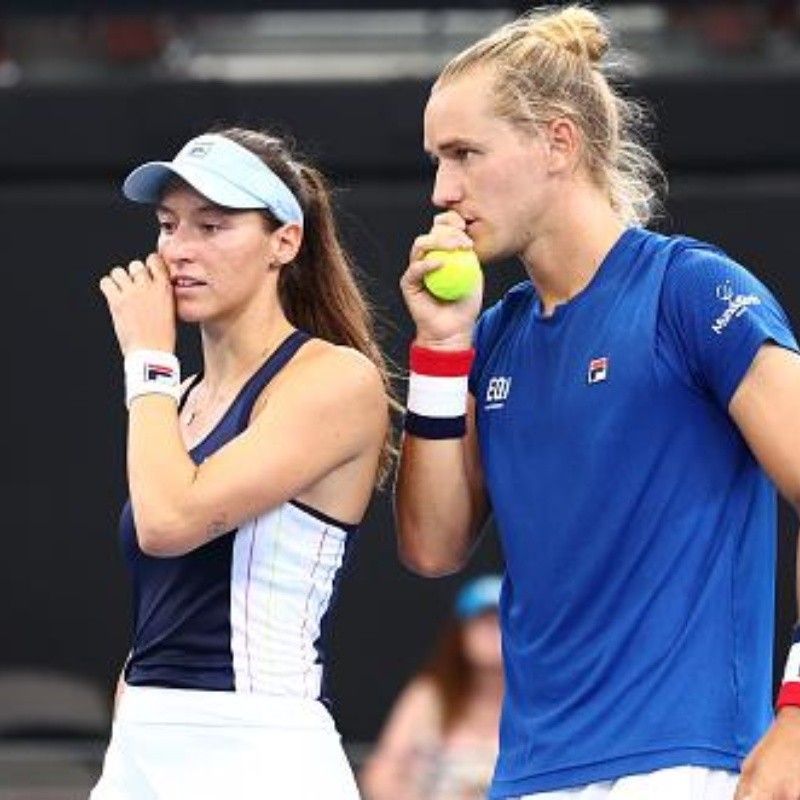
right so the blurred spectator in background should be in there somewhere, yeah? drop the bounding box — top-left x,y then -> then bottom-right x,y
361,574 -> 503,800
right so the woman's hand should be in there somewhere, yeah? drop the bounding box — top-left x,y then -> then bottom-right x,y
99,253 -> 176,356
400,211 -> 484,351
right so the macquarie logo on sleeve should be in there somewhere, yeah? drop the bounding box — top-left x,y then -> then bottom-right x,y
712,280 -> 761,335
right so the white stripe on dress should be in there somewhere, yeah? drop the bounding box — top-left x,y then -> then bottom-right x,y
230,502 -> 348,697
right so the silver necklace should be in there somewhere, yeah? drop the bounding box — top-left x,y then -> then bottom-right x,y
183,329 -> 292,428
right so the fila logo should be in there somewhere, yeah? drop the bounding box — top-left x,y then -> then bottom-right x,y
485,376 -> 512,409
145,363 -> 176,383
187,142 -> 213,159
587,357 -> 609,385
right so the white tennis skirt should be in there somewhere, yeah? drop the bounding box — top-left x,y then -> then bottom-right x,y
513,766 -> 738,800
90,685 -> 360,800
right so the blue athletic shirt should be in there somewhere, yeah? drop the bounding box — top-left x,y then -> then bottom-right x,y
120,330 -> 358,703
469,228 -> 798,797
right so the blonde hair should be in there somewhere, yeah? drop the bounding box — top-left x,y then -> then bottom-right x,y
435,4 -> 665,226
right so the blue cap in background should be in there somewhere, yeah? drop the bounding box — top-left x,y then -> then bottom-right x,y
455,574 -> 502,620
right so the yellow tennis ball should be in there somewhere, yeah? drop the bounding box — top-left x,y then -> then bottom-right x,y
423,249 -> 482,301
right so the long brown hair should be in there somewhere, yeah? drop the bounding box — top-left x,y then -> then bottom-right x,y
420,619 -> 476,735
215,126 -> 396,485
435,4 -> 665,226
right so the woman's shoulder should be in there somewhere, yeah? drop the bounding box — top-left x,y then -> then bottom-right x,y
377,675 -> 444,745
400,675 -> 442,705
289,337 -> 386,397
254,336 -> 387,441
393,676 -> 444,726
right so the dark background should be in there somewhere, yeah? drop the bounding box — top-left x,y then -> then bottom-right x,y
0,32 -> 799,747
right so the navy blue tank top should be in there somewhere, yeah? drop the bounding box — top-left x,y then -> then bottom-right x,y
119,331 -> 358,697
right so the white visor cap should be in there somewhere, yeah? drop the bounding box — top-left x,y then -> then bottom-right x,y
122,134 -> 303,225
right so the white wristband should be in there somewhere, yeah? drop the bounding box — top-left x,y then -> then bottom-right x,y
777,634 -> 800,709
783,641 -> 800,683
407,372 -> 470,418
404,345 -> 474,440
124,349 -> 181,409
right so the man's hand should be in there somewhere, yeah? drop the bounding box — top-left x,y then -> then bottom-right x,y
735,707 -> 800,799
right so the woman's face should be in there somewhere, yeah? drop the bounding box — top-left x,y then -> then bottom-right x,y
155,183 -> 288,324
461,611 -> 502,671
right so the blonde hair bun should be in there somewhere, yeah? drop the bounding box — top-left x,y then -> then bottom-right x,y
532,5 -> 610,64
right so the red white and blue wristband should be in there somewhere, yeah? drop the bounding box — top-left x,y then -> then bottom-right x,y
124,349 -> 181,409
404,344 -> 475,439
776,625 -> 800,710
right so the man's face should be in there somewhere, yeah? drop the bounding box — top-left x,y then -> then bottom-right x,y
424,68 -> 556,264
